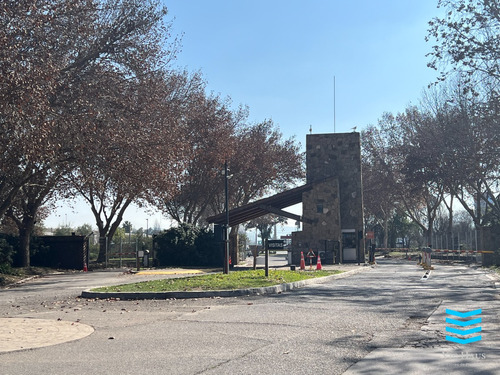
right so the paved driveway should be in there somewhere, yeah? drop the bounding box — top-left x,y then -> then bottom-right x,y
0,260 -> 499,374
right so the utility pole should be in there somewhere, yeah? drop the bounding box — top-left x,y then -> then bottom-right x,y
224,160 -> 230,274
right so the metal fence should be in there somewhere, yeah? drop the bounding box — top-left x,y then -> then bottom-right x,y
106,238 -> 140,268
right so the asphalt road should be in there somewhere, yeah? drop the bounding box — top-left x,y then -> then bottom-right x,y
1,259 -> 499,375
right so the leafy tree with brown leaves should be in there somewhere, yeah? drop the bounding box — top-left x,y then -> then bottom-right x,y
160,91 -> 244,226
68,68 -> 197,262
1,1 -> 112,265
5,169 -> 59,267
0,0 -> 92,220
1,0 -> 187,264
221,120 -> 304,264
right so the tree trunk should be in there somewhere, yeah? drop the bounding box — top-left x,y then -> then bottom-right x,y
446,195 -> 454,250
475,225 -> 484,251
425,226 -> 433,248
97,227 -> 108,263
19,219 -> 36,268
8,204 -> 38,268
383,216 -> 389,248
93,198 -> 132,263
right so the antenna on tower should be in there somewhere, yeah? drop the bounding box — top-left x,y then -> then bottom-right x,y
309,124 -> 312,134
334,76 -> 336,133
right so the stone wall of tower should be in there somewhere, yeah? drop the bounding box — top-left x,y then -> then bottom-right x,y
291,132 -> 364,264
307,132 -> 364,233
291,179 -> 341,264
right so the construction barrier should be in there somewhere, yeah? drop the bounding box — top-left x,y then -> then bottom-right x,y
316,254 -> 322,270
431,248 -> 493,263
375,247 -> 494,264
376,248 -> 413,252
300,251 -> 305,270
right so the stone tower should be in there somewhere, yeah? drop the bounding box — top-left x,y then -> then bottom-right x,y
292,132 -> 364,263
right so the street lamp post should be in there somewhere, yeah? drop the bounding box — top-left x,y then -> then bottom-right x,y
224,160 -> 230,274
146,218 -> 149,268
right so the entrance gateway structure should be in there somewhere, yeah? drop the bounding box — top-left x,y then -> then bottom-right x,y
207,132 -> 364,264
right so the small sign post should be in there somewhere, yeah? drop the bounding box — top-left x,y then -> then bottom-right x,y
265,240 -> 284,277
264,239 -> 269,277
267,240 -> 285,250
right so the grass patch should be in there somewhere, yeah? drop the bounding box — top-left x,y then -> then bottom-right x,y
92,269 -> 343,293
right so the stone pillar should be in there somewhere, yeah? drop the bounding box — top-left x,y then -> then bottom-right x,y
292,132 -> 364,264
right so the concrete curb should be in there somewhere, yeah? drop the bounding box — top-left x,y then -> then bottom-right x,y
81,266 -> 371,300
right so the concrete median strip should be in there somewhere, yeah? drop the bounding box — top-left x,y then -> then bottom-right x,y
0,318 -> 94,353
81,267 -> 370,300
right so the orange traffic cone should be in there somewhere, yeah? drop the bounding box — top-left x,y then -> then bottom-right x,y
83,263 -> 88,272
300,251 -> 305,270
316,254 -> 322,270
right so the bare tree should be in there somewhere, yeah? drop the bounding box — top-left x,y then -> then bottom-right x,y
362,108 -> 446,247
427,0 -> 500,94
417,80 -> 500,248
362,124 -> 400,248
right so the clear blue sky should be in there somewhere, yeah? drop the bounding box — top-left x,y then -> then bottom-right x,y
166,0 -> 442,139
45,0 -> 443,231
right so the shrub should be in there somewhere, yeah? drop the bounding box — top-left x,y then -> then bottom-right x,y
155,223 -> 223,267
0,238 -> 14,273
